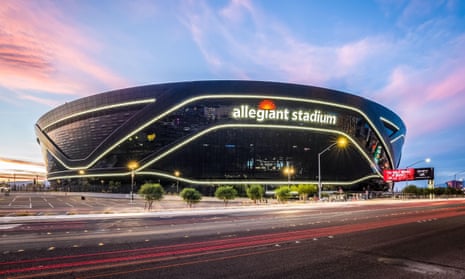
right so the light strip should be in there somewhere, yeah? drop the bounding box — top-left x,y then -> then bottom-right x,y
379,116 -> 401,132
42,98 -> 156,130
390,134 -> 405,144
137,172 -> 381,186
44,94 -> 398,170
135,123 -> 381,177
47,171 -> 380,187
47,124 -> 382,181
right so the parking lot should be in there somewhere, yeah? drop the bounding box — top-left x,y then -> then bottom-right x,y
0,192 -> 247,216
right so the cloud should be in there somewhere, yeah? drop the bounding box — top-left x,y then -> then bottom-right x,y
220,0 -> 255,22
181,1 -> 391,86
181,1 -> 465,137
374,32 -> 465,139
181,0 -> 465,181
0,1 -> 129,103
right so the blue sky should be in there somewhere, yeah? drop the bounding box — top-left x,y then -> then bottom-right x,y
1,0 -> 465,185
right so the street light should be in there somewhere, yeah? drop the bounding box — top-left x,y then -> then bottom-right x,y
128,161 -> 139,202
318,137 -> 348,200
402,158 -> 432,197
78,170 -> 85,192
174,170 -> 180,193
282,166 -> 295,188
406,158 -> 431,168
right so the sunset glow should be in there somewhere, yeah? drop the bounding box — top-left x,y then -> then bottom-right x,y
0,158 -> 45,182
1,1 -> 465,184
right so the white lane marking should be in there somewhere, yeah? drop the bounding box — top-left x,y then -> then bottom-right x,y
8,197 -> 17,207
0,224 -> 22,230
29,197 -> 32,209
65,202 -> 74,208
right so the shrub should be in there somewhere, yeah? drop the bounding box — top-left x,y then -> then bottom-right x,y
180,188 -> 202,207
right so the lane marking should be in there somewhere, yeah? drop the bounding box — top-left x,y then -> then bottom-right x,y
8,197 -> 17,207
0,224 -> 22,230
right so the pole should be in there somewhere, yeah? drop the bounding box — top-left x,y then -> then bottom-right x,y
318,152 -> 322,200
288,170 -> 291,188
131,169 -> 135,202
174,170 -> 180,193
318,142 -> 337,201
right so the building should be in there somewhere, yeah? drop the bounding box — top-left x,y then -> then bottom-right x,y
35,80 -> 406,192
446,180 -> 464,190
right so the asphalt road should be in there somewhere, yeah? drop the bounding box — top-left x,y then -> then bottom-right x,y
1,196 -> 465,279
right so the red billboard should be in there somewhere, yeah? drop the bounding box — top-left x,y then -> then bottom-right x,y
383,168 -> 415,182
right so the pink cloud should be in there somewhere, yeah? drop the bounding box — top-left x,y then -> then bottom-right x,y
375,56 -> 465,141
0,1 -> 129,101
427,63 -> 465,102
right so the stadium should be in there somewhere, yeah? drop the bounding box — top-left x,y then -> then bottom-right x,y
35,80 -> 406,193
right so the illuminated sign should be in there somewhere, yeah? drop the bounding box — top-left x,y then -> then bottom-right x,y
383,167 -> 434,182
383,168 -> 414,182
413,167 -> 434,180
231,100 -> 337,125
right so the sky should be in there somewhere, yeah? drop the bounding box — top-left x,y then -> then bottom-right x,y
1,0 -> 465,186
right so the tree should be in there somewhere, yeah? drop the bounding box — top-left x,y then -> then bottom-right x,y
402,185 -> 418,194
275,186 -> 291,203
215,186 -> 238,206
247,184 -> 264,204
180,188 -> 202,208
138,183 -> 164,211
108,181 -> 122,193
297,184 -> 317,201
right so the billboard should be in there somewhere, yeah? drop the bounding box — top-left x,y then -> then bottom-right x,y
383,168 -> 414,182
383,167 -> 434,182
413,167 -> 434,180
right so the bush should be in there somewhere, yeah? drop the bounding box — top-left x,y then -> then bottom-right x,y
138,183 -> 164,211
297,184 -> 317,201
247,184 -> 264,204
275,186 -> 291,203
215,186 -> 238,206
180,188 -> 202,207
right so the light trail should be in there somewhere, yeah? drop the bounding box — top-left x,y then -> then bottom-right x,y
2,205 -> 465,278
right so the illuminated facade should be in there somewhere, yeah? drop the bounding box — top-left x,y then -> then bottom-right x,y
35,81 -> 406,191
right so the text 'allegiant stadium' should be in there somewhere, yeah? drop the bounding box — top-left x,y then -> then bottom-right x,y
231,105 -> 337,125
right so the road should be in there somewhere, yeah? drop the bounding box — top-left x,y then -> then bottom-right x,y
1,197 -> 465,278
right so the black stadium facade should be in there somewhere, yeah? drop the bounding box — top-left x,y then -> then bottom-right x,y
35,80 -> 406,192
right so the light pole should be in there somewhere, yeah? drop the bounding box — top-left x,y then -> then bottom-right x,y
318,137 -> 347,200
174,170 -> 180,193
406,158 -> 431,168
402,157 -> 431,189
283,166 -> 295,188
402,158 -> 432,198
78,170 -> 85,192
128,161 -> 139,202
